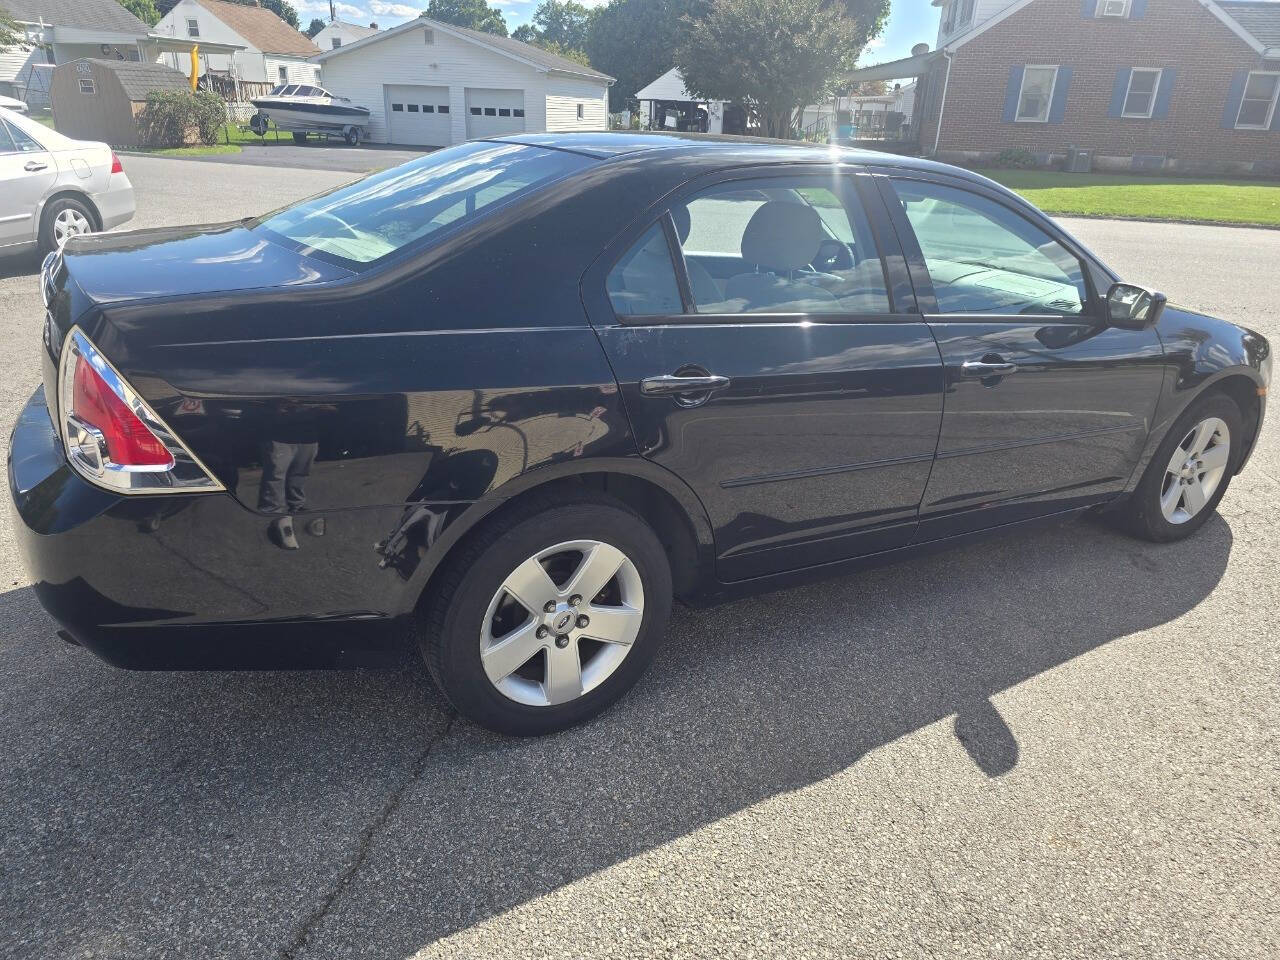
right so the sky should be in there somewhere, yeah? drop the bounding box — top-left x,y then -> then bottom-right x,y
299,0 -> 941,65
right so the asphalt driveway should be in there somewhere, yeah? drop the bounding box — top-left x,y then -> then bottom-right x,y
0,156 -> 1276,960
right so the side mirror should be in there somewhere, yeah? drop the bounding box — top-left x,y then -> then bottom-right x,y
1106,282 -> 1167,329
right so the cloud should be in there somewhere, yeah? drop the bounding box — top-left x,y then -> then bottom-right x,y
866,35 -> 886,49
490,0 -> 534,6
294,0 -> 369,17
368,0 -> 420,15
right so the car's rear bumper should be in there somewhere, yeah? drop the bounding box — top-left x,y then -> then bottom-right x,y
8,387 -> 411,669
95,175 -> 135,232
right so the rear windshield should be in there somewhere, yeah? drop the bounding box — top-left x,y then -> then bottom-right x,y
256,141 -> 593,267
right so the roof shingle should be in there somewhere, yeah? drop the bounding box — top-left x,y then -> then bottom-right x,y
1218,0 -> 1280,47
193,0 -> 320,57
88,58 -> 191,99
1,0 -> 149,35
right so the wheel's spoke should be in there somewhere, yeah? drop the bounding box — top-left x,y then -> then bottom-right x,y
1199,442 -> 1229,471
562,542 -> 625,602
544,644 -> 582,705
480,620 -> 543,683
501,556 -> 559,616
1160,479 -> 1182,518
1183,477 -> 1208,516
581,603 -> 642,646
1190,418 -> 1218,455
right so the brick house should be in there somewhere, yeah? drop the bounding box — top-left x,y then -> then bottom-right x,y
847,0 -> 1280,175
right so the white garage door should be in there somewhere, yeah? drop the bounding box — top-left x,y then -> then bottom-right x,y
465,88 -> 526,139
385,84 -> 452,146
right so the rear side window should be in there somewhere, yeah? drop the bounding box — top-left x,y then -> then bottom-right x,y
673,177 -> 890,315
606,223 -> 682,317
257,141 -> 593,266
0,122 -> 15,154
891,179 -> 1088,315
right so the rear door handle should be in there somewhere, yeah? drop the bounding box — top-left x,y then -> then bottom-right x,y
960,359 -> 1018,378
24,161 -> 48,172
639,373 -> 731,396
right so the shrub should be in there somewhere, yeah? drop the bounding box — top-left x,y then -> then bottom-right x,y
992,148 -> 1038,169
137,90 -> 226,147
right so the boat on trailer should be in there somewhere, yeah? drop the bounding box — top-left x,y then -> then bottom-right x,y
249,83 -> 371,145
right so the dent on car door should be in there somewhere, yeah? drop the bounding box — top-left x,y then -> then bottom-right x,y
882,176 -> 1165,540
584,169 -> 945,582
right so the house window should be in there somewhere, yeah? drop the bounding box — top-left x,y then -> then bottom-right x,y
331,38 -> 341,48
1016,66 -> 1058,122
959,0 -> 974,26
1236,72 -> 1280,129
941,1 -> 955,35
278,66 -> 288,83
78,78 -> 96,95
186,18 -> 200,37
576,103 -> 584,119
1096,0 -> 1132,17
1122,68 -> 1161,118
424,28 -> 434,44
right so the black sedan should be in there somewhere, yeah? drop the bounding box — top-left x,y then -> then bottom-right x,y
9,133 -> 1271,735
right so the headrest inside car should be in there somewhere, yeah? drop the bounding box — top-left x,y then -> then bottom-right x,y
741,201 -> 824,272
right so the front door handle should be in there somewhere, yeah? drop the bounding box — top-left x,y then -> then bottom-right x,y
639,373 -> 731,396
960,359 -> 1018,378
24,160 -> 48,172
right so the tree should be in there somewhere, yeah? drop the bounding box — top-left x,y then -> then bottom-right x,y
586,0 -> 711,112
529,0 -> 594,51
305,17 -> 326,37
675,0 -> 883,138
119,0 -> 161,26
1,7 -> 24,54
423,0 -> 508,36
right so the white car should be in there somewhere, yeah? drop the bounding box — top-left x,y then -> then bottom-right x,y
0,107 -> 135,256
0,94 -> 29,114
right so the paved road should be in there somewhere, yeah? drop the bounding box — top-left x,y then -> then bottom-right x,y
1,157 -> 1277,960
150,139 -> 430,173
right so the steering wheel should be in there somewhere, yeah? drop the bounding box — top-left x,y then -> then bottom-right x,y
811,239 -> 854,273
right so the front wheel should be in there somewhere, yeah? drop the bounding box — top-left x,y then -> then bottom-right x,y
1117,392 -> 1242,542
420,494 -> 672,735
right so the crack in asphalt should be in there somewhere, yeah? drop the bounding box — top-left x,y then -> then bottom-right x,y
278,706 -> 457,960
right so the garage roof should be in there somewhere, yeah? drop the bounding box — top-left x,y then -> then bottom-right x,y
315,17 -> 613,83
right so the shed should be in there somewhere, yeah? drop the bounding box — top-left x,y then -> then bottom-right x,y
51,59 -> 191,147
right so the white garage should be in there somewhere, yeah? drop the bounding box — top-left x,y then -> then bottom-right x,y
385,84 -> 452,147
313,18 -> 612,147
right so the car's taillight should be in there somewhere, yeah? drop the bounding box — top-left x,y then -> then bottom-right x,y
57,327 -> 224,494
110,152 -> 123,175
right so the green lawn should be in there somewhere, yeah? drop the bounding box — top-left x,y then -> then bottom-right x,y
978,169 -> 1280,227
134,143 -> 242,157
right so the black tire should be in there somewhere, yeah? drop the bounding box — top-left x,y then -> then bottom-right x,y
292,131 -> 307,144
420,492 -> 672,736
1117,391 -> 1243,542
344,128 -> 361,146
37,196 -> 96,255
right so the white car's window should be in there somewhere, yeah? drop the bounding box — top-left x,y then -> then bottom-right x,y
892,180 -> 1088,316
257,140 -> 593,266
4,119 -> 44,153
0,121 -> 15,154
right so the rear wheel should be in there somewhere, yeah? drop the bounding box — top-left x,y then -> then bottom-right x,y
1117,392 -> 1242,542
38,197 -> 95,254
420,493 -> 672,735
344,127 -> 361,146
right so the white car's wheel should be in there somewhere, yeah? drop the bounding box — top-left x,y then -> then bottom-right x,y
39,197 -> 96,254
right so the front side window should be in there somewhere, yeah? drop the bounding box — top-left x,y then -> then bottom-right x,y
1122,68 -> 1161,118
1236,72 -> 1279,129
674,177 -> 889,315
5,119 -> 43,152
257,141 -> 593,266
1016,66 -> 1058,122
892,179 -> 1088,316
606,223 -> 683,317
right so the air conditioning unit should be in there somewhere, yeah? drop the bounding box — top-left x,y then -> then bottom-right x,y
1098,0 -> 1129,17
1065,147 -> 1093,173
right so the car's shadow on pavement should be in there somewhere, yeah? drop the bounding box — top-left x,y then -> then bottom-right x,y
0,252 -> 41,280
0,514 -> 1234,959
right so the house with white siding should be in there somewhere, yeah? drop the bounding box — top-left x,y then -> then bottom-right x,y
313,18 -> 613,147
312,20 -> 379,52
153,0 -> 320,94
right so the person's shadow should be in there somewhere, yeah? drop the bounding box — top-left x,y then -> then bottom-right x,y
0,513 -> 1235,959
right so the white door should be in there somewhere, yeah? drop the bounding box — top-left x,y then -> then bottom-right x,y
384,84 -> 452,146
0,119 -> 56,250
464,88 -> 526,139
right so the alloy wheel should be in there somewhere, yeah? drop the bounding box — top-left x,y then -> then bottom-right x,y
52,208 -> 92,246
1160,416 -> 1231,524
480,539 -> 644,707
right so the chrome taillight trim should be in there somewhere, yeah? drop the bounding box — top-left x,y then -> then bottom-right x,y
57,326 -> 226,495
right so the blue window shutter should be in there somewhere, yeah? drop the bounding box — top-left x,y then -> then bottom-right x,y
1109,67 -> 1131,117
1048,67 -> 1072,123
1221,69 -> 1248,128
1081,0 -> 1097,17
1003,65 -> 1024,122
1272,97 -> 1280,131
1131,0 -> 1147,18
1152,68 -> 1176,119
